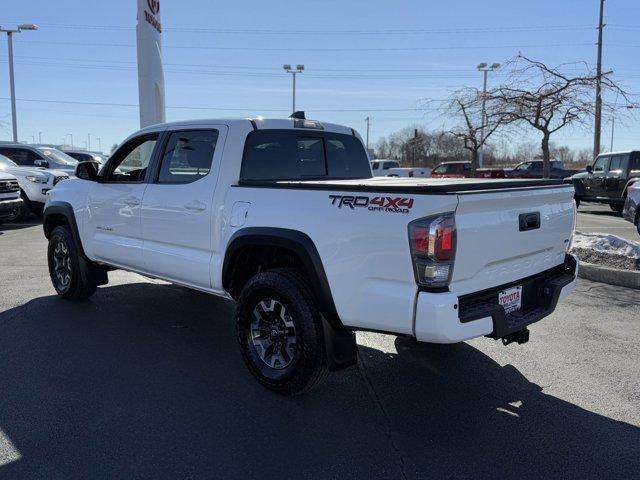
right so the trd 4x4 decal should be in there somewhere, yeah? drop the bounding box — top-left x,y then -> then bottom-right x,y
329,195 -> 414,214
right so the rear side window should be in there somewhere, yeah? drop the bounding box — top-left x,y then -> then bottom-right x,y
630,154 -> 640,175
608,154 -> 629,173
157,130 -> 219,184
241,130 -> 371,181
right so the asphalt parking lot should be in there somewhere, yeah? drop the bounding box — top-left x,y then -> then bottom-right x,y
577,202 -> 638,241
0,221 -> 639,480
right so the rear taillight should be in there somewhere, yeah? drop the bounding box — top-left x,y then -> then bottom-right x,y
408,213 -> 456,288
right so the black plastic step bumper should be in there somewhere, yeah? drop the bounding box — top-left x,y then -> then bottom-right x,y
0,198 -> 23,218
458,255 -> 577,339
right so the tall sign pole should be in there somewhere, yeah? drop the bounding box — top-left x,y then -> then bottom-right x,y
136,0 -> 165,128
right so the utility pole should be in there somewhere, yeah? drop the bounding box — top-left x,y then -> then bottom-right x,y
365,116 -> 370,150
593,0 -> 605,158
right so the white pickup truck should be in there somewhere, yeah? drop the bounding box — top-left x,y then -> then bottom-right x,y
43,115 -> 578,395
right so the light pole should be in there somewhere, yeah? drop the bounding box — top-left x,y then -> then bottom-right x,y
67,133 -> 73,147
476,62 -> 500,167
38,131 -> 42,143
97,137 -> 102,153
87,133 -> 91,151
610,105 -> 635,152
0,23 -> 38,142
365,116 -> 371,150
283,64 -> 304,114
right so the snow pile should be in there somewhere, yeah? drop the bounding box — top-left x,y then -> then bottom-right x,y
572,232 -> 640,258
571,232 -> 640,270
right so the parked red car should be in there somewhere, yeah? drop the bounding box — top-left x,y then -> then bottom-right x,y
431,161 -> 506,179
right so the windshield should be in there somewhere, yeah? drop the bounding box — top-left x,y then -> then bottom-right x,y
0,154 -> 18,168
36,147 -> 78,165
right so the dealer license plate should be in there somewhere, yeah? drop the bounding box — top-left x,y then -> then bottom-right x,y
498,286 -> 522,314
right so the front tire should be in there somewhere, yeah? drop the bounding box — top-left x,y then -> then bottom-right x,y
47,225 -> 97,300
610,203 -> 623,214
236,269 -> 329,396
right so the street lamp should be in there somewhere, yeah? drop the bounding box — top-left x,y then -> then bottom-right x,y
610,105 -> 636,152
67,133 -> 74,147
283,64 -> 304,114
0,23 -> 38,142
476,62 -> 500,167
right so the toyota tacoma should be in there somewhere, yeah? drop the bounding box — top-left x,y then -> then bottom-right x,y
43,115 -> 578,395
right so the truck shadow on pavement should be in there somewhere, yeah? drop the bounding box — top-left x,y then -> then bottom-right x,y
0,281 -> 637,480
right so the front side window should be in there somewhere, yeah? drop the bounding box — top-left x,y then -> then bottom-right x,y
104,135 -> 158,183
157,130 -> 218,184
515,162 -> 530,171
383,161 -> 399,169
593,156 -> 609,172
241,130 -> 371,181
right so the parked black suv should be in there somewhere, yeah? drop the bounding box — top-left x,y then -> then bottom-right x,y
570,151 -> 640,212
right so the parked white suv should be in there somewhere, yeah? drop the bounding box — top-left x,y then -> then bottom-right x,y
43,116 -> 578,395
0,154 -> 69,220
0,144 -> 78,176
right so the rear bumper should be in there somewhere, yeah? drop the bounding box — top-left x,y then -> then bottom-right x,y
414,255 -> 578,343
0,198 -> 23,218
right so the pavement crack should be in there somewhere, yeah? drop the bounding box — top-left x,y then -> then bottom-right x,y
357,348 -> 409,480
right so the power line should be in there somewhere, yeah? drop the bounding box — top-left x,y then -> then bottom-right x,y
0,22 -> 597,35
0,97 -> 436,112
16,39 -> 596,52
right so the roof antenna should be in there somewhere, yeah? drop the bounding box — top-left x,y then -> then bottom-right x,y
289,111 -> 306,120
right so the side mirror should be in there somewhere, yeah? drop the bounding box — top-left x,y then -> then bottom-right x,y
75,161 -> 100,181
34,159 -> 49,168
586,165 -> 593,174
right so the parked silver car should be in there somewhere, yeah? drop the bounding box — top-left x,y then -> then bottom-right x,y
622,182 -> 640,235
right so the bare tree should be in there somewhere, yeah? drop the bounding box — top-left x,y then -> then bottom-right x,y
441,88 -> 504,175
488,55 -> 633,178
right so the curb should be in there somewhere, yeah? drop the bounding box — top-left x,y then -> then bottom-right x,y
578,261 -> 640,290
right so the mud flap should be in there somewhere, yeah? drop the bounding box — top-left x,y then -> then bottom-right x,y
322,317 -> 357,372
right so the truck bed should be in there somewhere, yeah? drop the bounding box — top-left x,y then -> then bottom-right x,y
237,177 -> 564,194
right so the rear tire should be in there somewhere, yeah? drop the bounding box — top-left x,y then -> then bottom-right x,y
47,225 -> 97,300
236,268 -> 329,396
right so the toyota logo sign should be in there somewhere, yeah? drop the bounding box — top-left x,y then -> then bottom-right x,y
147,0 -> 160,15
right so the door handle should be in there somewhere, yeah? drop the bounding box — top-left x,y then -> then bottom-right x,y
185,201 -> 206,212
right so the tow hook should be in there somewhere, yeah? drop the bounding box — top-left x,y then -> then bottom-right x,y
501,328 -> 530,346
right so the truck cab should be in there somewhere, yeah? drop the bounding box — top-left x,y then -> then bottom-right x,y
571,151 -> 640,211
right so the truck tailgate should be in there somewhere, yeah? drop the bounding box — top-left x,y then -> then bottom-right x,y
451,185 -> 575,295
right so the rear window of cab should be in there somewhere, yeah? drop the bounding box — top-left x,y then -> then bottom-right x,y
241,130 -> 372,181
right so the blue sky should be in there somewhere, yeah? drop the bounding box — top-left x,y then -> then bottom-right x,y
1,0 -> 638,154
